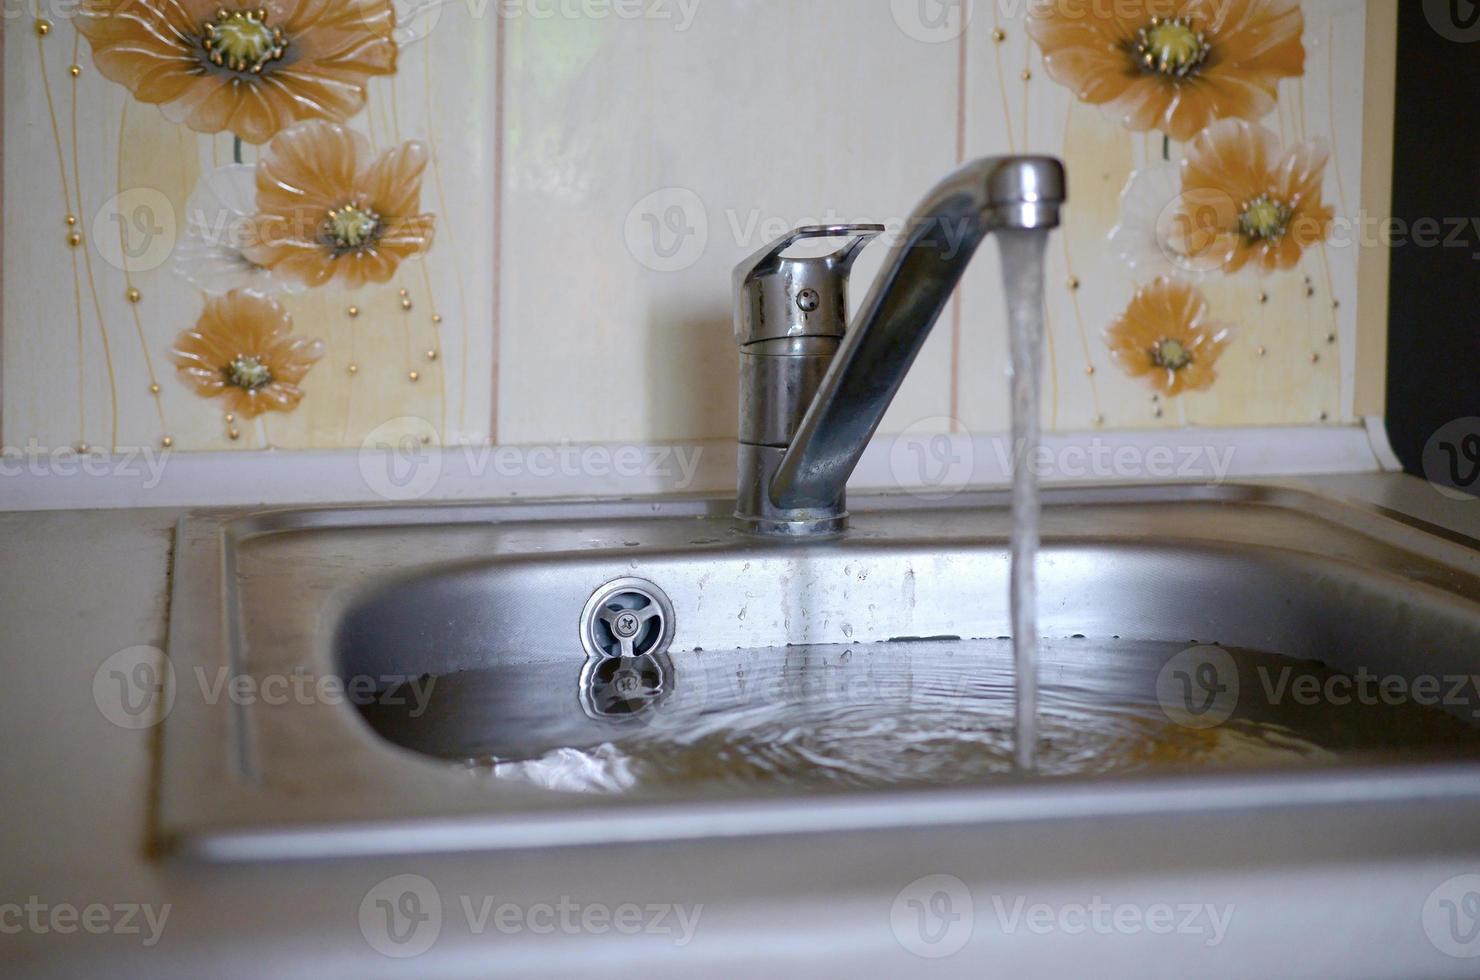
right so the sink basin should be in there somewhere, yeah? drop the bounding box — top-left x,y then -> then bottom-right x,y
158,483 -> 1480,860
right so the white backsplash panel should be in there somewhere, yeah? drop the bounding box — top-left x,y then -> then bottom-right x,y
2,0 -> 1377,453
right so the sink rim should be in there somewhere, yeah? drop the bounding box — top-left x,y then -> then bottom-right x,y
206,481 -> 1480,553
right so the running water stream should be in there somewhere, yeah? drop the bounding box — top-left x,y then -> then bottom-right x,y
998,229 -> 1050,772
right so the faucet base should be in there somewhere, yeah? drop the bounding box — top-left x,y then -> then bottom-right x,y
734,443 -> 847,537
734,513 -> 849,537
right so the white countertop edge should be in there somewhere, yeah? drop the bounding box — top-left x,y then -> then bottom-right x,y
0,423 -> 1389,512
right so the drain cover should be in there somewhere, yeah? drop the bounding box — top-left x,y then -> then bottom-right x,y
580,578 -> 675,659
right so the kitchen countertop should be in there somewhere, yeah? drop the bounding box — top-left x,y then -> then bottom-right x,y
2,474 -> 1478,978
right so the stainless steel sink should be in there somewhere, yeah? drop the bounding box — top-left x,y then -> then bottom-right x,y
158,483 -> 1480,861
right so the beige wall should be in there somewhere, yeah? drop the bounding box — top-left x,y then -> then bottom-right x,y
2,0 -> 1390,454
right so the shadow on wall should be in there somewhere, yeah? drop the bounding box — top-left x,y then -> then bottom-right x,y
644,304 -> 737,443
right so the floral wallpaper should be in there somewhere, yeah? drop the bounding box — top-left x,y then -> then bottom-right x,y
1,1 -> 1378,455
1029,2 -> 1306,142
172,290 -> 323,419
74,1 -> 400,145
3,0 -> 493,453
1030,0 -> 1334,401
75,0 -> 438,430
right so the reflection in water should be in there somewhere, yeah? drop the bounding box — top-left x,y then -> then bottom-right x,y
355,639 -> 1480,795
578,652 -> 671,720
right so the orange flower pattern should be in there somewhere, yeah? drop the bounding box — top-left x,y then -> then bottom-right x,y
1028,0 -> 1305,142
76,0 -> 397,144
1105,277 -> 1230,396
172,289 -> 324,417
1170,118 -> 1333,275
243,120 -> 436,289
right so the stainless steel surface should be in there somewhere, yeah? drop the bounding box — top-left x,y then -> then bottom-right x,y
15,489 -> 1480,978
732,157 -> 1066,535
157,482 -> 1480,862
579,577 -> 676,659
733,224 -> 882,534
732,223 -> 882,348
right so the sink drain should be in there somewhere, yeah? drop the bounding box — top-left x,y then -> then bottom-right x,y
580,578 -> 675,659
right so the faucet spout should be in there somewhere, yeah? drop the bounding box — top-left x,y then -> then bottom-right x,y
768,156 -> 1065,517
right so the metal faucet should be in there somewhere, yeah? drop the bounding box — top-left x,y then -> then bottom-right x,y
732,156 -> 1067,536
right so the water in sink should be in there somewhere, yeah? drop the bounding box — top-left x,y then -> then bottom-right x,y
354,639 -> 1480,795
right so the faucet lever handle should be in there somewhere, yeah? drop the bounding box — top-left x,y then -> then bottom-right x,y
733,223 -> 885,287
733,224 -> 885,347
